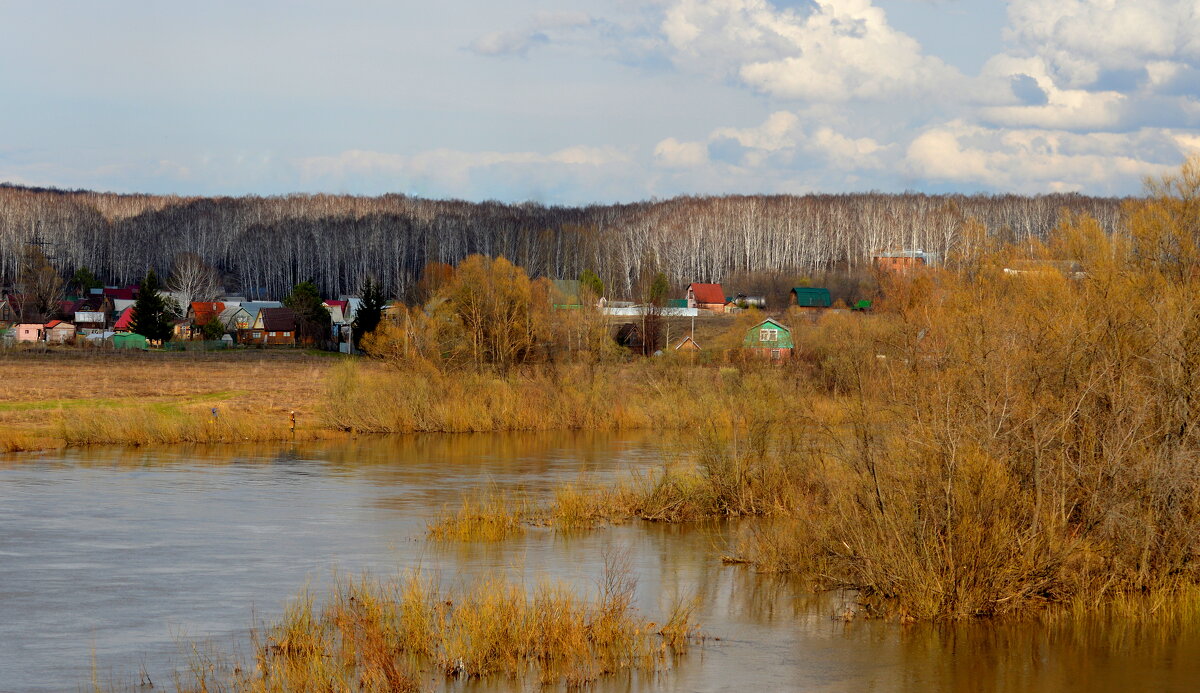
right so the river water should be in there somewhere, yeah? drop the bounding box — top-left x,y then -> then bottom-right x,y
1,432 -> 1198,692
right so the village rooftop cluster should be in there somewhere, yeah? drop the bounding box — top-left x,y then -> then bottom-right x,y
0,250 -> 936,357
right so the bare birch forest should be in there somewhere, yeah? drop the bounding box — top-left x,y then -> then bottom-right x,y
0,183 -> 1127,299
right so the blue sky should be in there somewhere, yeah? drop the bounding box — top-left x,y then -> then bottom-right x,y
1,0 -> 1197,203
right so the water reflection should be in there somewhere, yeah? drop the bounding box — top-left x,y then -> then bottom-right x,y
0,433 -> 1196,692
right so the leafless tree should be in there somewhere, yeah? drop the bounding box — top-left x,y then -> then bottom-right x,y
166,252 -> 221,307
16,246 -> 64,322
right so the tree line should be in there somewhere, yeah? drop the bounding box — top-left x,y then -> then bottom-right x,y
0,183 -> 1128,301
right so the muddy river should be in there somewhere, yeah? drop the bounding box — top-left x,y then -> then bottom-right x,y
1,432 -> 1197,691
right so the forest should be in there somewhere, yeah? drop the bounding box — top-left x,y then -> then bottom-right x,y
0,183 -> 1127,301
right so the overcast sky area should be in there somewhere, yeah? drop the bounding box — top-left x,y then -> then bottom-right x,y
1,0 -> 1198,204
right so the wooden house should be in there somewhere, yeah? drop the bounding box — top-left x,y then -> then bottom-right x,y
791,287 -> 832,310
45,320 -> 76,343
742,318 -> 793,361
673,335 -> 701,353
614,322 -> 644,352
239,307 -> 298,346
1,293 -> 23,324
189,302 -> 225,329
686,283 -> 726,313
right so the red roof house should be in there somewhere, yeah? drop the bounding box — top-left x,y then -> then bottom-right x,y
687,283 -> 727,313
190,302 -> 225,326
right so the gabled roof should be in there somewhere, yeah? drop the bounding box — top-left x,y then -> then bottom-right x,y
259,307 -> 297,331
191,301 -> 225,324
218,305 -> 248,326
674,335 -> 701,351
751,317 -> 790,333
688,283 -> 725,305
45,319 -> 63,328
114,307 -> 135,331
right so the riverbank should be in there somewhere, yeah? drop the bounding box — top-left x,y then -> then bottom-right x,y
0,350 -> 342,452
0,351 -> 797,453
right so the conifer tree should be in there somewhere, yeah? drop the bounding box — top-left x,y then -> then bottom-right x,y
129,269 -> 174,343
352,278 -> 386,348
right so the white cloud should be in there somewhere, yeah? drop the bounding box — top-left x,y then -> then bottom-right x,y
653,137 -> 709,168
1005,0 -> 1200,87
906,121 -> 1182,193
661,0 -> 961,101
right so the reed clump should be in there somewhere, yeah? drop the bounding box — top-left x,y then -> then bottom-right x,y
426,487 -> 528,541
169,568 -> 694,692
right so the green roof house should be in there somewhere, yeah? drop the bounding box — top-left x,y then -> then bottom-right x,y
742,318 -> 793,362
791,287 -> 832,309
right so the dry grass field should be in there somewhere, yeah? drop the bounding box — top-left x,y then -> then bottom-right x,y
0,349 -> 342,452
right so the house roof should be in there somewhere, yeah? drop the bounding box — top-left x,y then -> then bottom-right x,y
688,283 -> 725,305
260,307 -> 298,331
191,301 -> 225,324
218,305 -> 248,325
674,335 -> 701,350
791,287 -> 832,308
114,307 -> 135,331
45,319 -> 62,328
103,286 -> 138,301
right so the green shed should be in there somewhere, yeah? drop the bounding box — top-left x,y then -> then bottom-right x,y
113,333 -> 148,350
791,287 -> 832,308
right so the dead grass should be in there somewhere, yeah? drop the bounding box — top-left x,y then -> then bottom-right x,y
0,350 -> 335,451
426,487 -> 529,542
165,565 -> 697,692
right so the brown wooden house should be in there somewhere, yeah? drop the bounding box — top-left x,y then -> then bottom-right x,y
239,307 -> 297,346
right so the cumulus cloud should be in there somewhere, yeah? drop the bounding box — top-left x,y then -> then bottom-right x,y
905,121 -> 1183,193
654,110 -> 887,174
661,0 -> 961,101
1004,0 -> 1200,87
654,137 -> 709,168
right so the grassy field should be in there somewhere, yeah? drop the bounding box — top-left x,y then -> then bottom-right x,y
0,350 -> 340,452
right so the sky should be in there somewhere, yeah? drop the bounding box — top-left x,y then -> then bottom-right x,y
1,0 -> 1199,204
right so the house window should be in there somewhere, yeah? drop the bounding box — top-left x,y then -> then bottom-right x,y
253,331 -> 262,339
283,331 -> 291,337
771,349 -> 781,360
269,331 -> 276,337
759,328 -> 778,342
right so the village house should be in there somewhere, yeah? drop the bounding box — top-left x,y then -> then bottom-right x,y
239,306 -> 298,346
873,250 -> 938,274
323,299 -> 349,324
1,293 -> 22,324
686,283 -> 727,313
673,335 -> 701,353
189,301 -> 225,328
742,318 -> 793,362
45,320 -> 77,343
15,323 -> 45,342
218,305 -> 251,332
791,287 -> 832,310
